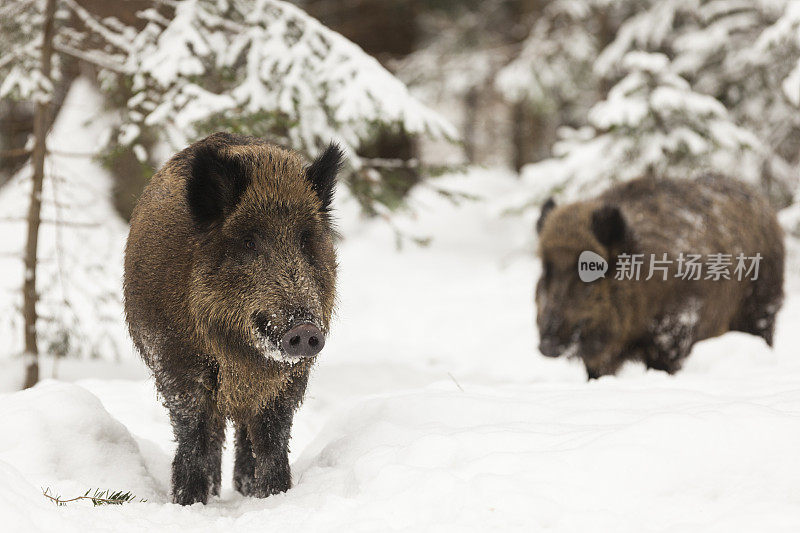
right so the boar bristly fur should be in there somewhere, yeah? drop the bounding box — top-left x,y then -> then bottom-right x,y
536,175 -> 784,379
124,132 -> 342,505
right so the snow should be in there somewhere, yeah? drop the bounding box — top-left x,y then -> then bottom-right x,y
0,381 -> 161,500
1,168 -> 799,531
0,78 -> 131,364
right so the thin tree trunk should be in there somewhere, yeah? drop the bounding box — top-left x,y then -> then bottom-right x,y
511,100 -> 527,173
22,0 -> 57,389
463,87 -> 479,164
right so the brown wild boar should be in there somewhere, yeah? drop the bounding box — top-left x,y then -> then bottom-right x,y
536,175 -> 784,379
124,132 -> 342,505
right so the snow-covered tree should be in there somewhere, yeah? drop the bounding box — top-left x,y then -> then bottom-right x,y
496,0 -> 606,126
0,0 -> 133,102
392,1 -> 532,167
493,0 -> 650,167
0,0 -> 134,386
744,1 -> 800,234
522,51 -> 763,202
111,0 -> 456,213
593,0 -> 797,200
0,79 -> 130,368
508,0 -> 800,221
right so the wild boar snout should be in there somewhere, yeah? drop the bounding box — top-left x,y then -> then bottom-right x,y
281,322 -> 324,357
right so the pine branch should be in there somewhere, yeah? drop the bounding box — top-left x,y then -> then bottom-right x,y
52,39 -> 128,73
42,487 -> 146,507
0,0 -> 36,19
0,40 -> 38,71
60,0 -> 133,53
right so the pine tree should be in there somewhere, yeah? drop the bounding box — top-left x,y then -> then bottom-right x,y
740,1 -> 800,234
593,0 -> 797,200
496,0 -> 605,129
110,0 -> 455,213
523,51 -> 763,201
511,0 -> 800,217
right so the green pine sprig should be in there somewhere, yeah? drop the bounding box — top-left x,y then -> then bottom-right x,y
42,487 -> 146,506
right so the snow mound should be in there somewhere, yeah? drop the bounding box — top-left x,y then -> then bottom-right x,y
0,460 -> 46,531
0,381 -> 161,501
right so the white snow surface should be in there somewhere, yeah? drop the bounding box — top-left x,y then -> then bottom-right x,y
1,169 -> 800,531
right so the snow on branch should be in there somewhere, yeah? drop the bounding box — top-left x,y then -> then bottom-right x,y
122,0 -> 456,162
60,0 -> 135,53
42,487 -> 146,506
496,0 -> 598,107
521,51 -> 765,202
0,0 -> 131,101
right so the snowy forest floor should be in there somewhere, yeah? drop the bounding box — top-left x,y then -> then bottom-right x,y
2,169 -> 800,532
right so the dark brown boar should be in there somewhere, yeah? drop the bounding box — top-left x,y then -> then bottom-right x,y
536,175 -> 784,379
124,132 -> 342,505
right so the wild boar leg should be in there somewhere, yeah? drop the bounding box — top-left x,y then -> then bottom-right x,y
245,371 -> 309,497
583,355 -> 625,380
233,424 -> 256,496
165,391 -> 225,505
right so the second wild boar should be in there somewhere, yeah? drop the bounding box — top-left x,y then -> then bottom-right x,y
535,174 -> 784,379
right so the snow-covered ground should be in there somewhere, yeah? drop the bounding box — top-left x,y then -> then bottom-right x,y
1,169 -> 800,532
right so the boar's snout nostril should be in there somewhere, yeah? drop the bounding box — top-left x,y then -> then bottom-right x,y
281,322 -> 325,357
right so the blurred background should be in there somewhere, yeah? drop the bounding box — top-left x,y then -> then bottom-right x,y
2,0 -> 800,386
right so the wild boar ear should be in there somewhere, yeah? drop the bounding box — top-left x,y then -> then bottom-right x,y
187,145 -> 249,228
306,143 -> 344,212
591,205 -> 627,248
536,197 -> 556,234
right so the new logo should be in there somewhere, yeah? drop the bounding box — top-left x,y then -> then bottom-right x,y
578,251 -> 608,282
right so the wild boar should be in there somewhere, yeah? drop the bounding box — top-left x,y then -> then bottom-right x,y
124,132 -> 342,504
536,175 -> 784,379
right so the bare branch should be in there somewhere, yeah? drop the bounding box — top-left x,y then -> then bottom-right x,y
0,217 -> 101,228
0,147 -> 31,158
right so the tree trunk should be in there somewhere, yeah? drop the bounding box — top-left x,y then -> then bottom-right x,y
22,0 -> 57,389
511,101 -> 527,173
463,87 -> 479,164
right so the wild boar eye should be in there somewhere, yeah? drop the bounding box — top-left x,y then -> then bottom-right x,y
244,238 -> 256,251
